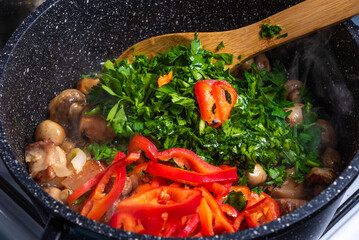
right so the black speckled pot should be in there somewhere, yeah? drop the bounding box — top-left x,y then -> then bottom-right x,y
0,0 -> 359,239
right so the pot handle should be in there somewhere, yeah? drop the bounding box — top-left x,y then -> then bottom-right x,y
41,217 -> 63,240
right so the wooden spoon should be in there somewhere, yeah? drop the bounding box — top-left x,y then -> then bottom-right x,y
119,0 -> 359,69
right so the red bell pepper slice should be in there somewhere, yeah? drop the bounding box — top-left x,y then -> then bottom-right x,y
142,216 -> 166,236
212,80 -> 237,122
198,187 -> 235,234
221,203 -> 239,218
162,217 -> 181,237
155,148 -> 221,173
233,192 -> 280,229
145,161 -> 237,186
67,151 -> 127,205
198,197 -> 214,236
127,134 -> 158,162
109,212 -> 145,233
195,80 -> 218,127
246,191 -> 267,208
177,213 -> 200,237
242,196 -> 280,228
155,148 -> 235,196
195,80 -> 237,128
67,152 -> 140,205
81,166 -> 126,220
115,186 -> 202,219
158,70 -> 173,87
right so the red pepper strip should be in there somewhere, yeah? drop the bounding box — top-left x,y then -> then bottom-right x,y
142,216 -> 166,236
241,196 -> 280,228
127,134 -> 158,162
80,165 -> 126,220
156,148 -> 222,173
195,80 -> 237,128
113,151 -> 126,163
129,162 -> 148,175
158,70 -> 173,87
150,176 -> 169,188
169,182 -> 183,188
199,187 -> 235,234
67,152 -> 140,205
109,212 -> 145,233
198,197 -> 214,236
221,203 -> 239,218
177,213 -> 200,237
247,191 -> 267,208
67,151 -> 126,205
162,217 -> 181,237
211,80 -> 237,123
195,80 -> 219,127
116,186 -> 202,219
85,166 -> 126,220
156,148 -> 221,173
132,183 -> 153,195
233,213 -> 246,231
145,162 -> 238,186
155,148 -> 236,195
203,182 -> 230,196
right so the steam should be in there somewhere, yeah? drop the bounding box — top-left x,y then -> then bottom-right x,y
287,30 -> 353,116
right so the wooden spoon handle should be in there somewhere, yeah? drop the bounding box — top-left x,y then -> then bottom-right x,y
119,0 -> 359,69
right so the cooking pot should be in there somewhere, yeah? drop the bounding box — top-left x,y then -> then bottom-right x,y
0,0 -> 359,239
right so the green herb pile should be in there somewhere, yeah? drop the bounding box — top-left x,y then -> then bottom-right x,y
85,35 -> 322,185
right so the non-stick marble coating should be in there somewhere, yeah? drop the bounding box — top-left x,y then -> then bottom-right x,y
0,0 -> 358,239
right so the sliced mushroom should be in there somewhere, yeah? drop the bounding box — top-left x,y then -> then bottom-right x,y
44,187 -> 63,203
246,163 -> 267,187
316,119 -> 336,149
48,89 -> 86,135
275,198 -> 308,216
35,166 -> 56,184
321,148 -> 341,172
266,170 -> 308,199
79,107 -> 116,143
284,79 -> 303,102
121,177 -> 133,197
239,58 -> 255,71
60,140 -> 75,153
77,77 -> 100,95
59,189 -> 71,205
35,120 -> 66,146
305,167 -> 336,197
255,54 -> 271,72
284,103 -> 304,127
25,140 -> 72,178
305,167 -> 336,186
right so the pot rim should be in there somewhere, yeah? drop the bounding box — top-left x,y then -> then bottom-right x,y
0,0 -> 358,239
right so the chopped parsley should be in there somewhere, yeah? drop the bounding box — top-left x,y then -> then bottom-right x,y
83,142 -> 121,163
277,33 -> 288,39
260,23 -> 287,39
217,41 -> 225,50
251,187 -> 263,195
86,36 -> 322,184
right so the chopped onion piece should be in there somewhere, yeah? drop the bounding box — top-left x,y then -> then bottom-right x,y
71,148 -> 87,174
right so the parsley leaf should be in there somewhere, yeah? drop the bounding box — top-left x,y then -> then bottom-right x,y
217,41 -> 225,50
